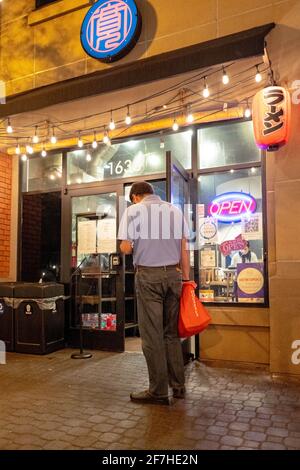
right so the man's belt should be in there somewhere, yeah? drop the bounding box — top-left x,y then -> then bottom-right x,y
136,264 -> 181,271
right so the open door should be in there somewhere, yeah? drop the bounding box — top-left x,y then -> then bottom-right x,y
166,151 -> 194,364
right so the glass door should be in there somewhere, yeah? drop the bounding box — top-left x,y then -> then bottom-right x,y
166,151 -> 194,363
62,186 -> 125,352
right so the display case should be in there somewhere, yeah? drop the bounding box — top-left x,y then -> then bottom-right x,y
69,253 -> 125,351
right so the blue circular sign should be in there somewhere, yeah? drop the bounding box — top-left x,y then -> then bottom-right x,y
81,0 -> 142,63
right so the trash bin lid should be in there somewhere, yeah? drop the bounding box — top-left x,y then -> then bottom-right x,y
13,283 -> 64,298
0,282 -> 16,297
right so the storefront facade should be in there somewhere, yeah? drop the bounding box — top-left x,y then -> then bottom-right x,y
1,0 -> 300,375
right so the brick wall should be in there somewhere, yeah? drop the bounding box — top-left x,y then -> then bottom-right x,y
0,153 -> 12,278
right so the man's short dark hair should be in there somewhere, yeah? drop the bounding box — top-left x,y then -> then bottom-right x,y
129,181 -> 154,202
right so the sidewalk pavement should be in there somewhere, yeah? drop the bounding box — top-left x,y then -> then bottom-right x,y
0,350 -> 300,450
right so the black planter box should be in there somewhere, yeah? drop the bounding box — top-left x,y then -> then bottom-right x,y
13,283 -> 65,355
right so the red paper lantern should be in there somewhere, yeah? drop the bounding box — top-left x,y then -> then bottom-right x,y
252,86 -> 291,151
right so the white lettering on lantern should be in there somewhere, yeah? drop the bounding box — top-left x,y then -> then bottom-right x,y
291,340 -> 300,365
291,80 -> 300,105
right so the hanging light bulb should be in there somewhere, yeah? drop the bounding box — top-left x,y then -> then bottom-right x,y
103,129 -> 110,145
41,147 -> 47,158
244,100 -> 252,119
32,126 -> 39,144
21,154 -> 27,162
202,77 -> 210,98
172,119 -> 179,132
125,105 -> 132,125
6,118 -> 13,134
109,111 -> 115,131
186,107 -> 194,124
92,131 -> 98,149
50,127 -> 57,144
15,142 -> 21,155
26,144 -> 34,155
222,67 -> 229,85
255,65 -> 262,83
78,132 -> 83,148
160,138 -> 165,149
86,152 -> 92,162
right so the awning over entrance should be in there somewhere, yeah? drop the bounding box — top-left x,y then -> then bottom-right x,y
0,23 -> 274,119
0,23 -> 275,153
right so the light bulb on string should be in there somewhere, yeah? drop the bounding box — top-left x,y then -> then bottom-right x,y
50,127 -> 57,144
86,152 -> 92,162
186,107 -> 194,124
103,128 -> 110,145
244,100 -> 251,119
160,138 -> 165,149
125,105 -> 132,125
32,126 -> 39,144
172,119 -> 179,132
255,65 -> 262,83
92,131 -> 98,149
41,147 -> 47,158
26,144 -> 34,155
78,132 -> 83,148
109,111 -> 115,131
202,77 -> 210,98
15,141 -> 21,155
222,67 -> 229,85
21,154 -> 27,162
6,118 -> 13,134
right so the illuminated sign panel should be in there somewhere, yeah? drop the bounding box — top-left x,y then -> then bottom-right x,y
81,0 -> 142,63
208,192 -> 257,223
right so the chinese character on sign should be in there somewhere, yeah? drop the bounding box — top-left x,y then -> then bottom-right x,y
263,88 -> 284,136
92,1 -> 129,51
81,0 -> 141,62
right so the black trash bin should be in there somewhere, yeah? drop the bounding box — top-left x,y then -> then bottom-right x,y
14,283 -> 65,355
0,283 -> 15,352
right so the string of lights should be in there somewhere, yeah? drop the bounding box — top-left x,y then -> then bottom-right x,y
0,61 -> 271,157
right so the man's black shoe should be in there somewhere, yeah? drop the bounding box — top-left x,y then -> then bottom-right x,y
130,390 -> 170,405
173,387 -> 186,399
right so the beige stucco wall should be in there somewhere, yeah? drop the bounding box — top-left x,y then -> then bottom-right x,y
0,0 -> 298,97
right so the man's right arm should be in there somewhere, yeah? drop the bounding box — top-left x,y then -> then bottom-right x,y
181,238 -> 190,281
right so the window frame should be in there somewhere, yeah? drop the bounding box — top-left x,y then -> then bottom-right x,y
195,119 -> 269,308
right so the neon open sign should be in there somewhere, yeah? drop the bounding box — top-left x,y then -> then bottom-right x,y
208,192 -> 257,223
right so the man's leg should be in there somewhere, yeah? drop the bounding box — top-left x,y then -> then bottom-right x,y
163,269 -> 185,392
135,269 -> 169,397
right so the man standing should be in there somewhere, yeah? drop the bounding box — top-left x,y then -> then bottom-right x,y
118,181 -> 190,405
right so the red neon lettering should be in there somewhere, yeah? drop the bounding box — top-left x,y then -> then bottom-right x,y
210,202 -> 220,216
229,201 -> 241,214
220,201 -> 231,214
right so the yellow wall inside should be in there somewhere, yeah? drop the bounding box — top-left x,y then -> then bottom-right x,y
0,0 -> 297,97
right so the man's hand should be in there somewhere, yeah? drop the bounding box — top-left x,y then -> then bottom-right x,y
120,240 -> 133,255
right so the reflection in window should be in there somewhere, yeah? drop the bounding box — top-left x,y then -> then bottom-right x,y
22,153 -> 62,192
21,192 -> 61,282
67,132 -> 191,185
198,121 -> 260,169
198,168 -> 265,304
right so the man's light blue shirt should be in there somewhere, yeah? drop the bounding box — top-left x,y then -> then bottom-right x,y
118,195 -> 189,267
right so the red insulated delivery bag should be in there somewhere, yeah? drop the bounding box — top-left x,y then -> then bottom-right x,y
178,281 -> 211,338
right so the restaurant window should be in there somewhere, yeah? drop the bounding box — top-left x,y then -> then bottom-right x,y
67,131 -> 192,185
22,153 -> 63,192
198,121 -> 260,169
197,121 -> 266,305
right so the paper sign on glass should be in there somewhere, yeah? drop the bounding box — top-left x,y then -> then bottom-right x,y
78,220 -> 97,255
97,218 -> 117,253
